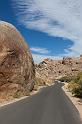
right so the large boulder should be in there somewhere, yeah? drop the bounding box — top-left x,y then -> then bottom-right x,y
0,21 -> 35,94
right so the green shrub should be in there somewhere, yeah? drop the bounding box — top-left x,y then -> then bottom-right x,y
59,76 -> 73,82
72,87 -> 82,98
68,72 -> 82,98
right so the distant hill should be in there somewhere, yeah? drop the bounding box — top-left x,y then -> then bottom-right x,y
35,56 -> 82,84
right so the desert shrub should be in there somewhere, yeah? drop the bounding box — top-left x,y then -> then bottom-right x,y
72,87 -> 82,98
33,84 -> 38,91
13,90 -> 30,98
33,77 -> 46,91
68,72 -> 82,98
68,82 -> 80,91
46,79 -> 53,85
59,76 -> 73,82
35,77 -> 46,86
13,90 -> 22,98
73,75 -> 80,83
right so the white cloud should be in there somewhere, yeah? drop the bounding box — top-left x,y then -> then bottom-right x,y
31,47 -> 51,54
32,53 -> 62,63
12,0 -> 82,57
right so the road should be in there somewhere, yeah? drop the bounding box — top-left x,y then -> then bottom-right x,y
0,82 -> 82,124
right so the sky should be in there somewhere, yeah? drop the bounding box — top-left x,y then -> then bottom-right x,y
0,0 -> 82,63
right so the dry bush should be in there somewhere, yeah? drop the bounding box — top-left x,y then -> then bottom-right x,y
35,77 -> 46,86
67,72 -> 82,98
59,76 -> 73,82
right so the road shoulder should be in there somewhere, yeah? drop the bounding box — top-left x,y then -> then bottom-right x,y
0,85 -> 47,107
62,83 -> 82,121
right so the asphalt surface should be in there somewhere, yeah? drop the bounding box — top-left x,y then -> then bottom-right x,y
0,82 -> 82,124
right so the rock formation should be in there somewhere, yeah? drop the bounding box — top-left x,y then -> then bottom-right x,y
35,56 -> 82,83
0,21 -> 35,99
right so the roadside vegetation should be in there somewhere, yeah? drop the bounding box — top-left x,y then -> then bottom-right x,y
59,76 -> 73,83
59,73 -> 82,98
13,90 -> 30,98
33,77 -> 46,91
68,72 -> 82,98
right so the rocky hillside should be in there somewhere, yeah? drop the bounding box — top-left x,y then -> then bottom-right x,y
35,56 -> 82,84
0,21 -> 35,101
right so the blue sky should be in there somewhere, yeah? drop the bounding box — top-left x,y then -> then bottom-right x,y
0,0 -> 82,63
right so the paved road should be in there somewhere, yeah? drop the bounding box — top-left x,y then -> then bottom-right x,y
0,82 -> 82,124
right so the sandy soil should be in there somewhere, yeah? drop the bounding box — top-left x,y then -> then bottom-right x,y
62,83 -> 82,121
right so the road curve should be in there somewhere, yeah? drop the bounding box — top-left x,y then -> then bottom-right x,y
0,82 -> 82,124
